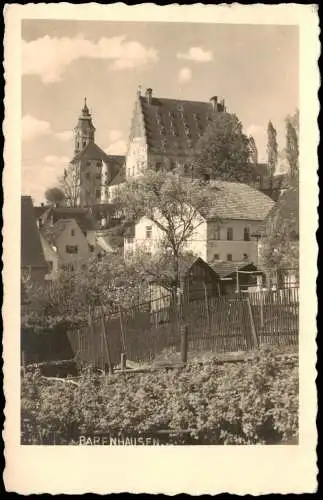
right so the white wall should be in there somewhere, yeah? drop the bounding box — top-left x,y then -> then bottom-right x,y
55,220 -> 93,268
125,216 -> 264,265
206,220 -> 263,264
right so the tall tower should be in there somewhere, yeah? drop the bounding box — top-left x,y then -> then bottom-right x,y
74,98 -> 96,155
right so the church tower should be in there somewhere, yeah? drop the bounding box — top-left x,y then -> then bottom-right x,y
74,98 -> 96,155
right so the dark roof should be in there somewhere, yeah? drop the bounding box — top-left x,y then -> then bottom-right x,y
139,94 -> 225,155
71,141 -> 124,167
108,166 -> 126,186
34,205 -> 49,219
179,255 -> 220,279
41,207 -> 96,232
210,262 -> 260,279
201,180 -> 275,221
21,196 -> 48,269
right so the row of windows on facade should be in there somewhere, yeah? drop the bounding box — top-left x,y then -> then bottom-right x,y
143,226 -> 252,241
127,160 -> 196,178
125,249 -> 248,262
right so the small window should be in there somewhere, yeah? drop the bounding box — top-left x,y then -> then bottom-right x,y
85,161 -> 91,167
96,161 -> 102,167
227,228 -> 233,241
89,244 -> 94,252
83,141 -> 87,149
156,162 -> 163,172
76,142 -> 80,150
83,231 -> 87,237
213,254 -> 220,261
96,189 -> 101,199
47,261 -> 53,273
227,254 -> 233,262
203,173 -> 210,182
244,227 -> 250,241
243,253 -> 249,261
71,229 -> 75,237
146,226 -> 152,239
66,245 -> 78,254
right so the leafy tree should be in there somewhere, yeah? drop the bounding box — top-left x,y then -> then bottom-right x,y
58,163 -> 81,207
260,177 -> 299,277
248,135 -> 258,163
267,121 -> 278,177
285,110 -> 299,179
114,170 -> 214,302
21,255 -> 149,331
193,112 -> 255,183
44,187 -> 65,206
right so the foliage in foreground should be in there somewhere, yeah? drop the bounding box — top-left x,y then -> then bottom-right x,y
21,346 -> 298,445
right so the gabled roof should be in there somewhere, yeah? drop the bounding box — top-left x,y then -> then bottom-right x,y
139,94 -> 225,155
21,196 -> 48,269
71,141 -> 124,167
41,207 -> 96,232
41,219 -> 76,246
179,255 -> 220,280
201,180 -> 275,221
210,261 -> 261,279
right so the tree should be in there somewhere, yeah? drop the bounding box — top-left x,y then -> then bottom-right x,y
248,135 -> 258,164
114,170 -> 214,303
260,176 -> 299,279
21,254 -> 148,331
267,121 -> 278,177
58,163 -> 81,207
193,112 -> 254,183
44,187 -> 66,206
285,110 -> 299,179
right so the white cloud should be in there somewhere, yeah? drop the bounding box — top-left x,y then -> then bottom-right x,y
105,139 -> 127,156
177,47 -> 213,63
22,155 -> 70,204
108,129 -> 123,142
22,114 -> 75,143
55,130 -> 73,142
44,155 -> 70,166
22,35 -> 158,83
177,67 -> 192,84
22,114 -> 51,142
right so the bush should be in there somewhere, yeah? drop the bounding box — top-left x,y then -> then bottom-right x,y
21,346 -> 298,445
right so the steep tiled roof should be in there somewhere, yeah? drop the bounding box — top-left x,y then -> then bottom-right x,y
41,207 -> 96,232
71,141 -> 124,167
21,196 -> 48,269
139,94 -> 225,155
201,180 -> 275,221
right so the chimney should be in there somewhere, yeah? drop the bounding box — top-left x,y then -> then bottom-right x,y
210,96 -> 218,111
145,88 -> 153,104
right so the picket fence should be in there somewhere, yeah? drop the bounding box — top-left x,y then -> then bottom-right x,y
67,288 -> 299,370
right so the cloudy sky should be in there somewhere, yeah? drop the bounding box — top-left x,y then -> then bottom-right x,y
22,20 -> 298,204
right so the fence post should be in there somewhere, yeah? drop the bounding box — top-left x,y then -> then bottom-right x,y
100,306 -> 114,375
22,350 -> 26,377
121,352 -> 127,371
180,324 -> 188,364
246,298 -> 258,349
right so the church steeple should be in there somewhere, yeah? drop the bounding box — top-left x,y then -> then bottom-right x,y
74,97 -> 96,154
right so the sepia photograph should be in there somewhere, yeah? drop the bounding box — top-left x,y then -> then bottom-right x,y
3,3 -> 318,495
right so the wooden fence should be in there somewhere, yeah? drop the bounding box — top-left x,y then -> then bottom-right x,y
66,287 -> 299,371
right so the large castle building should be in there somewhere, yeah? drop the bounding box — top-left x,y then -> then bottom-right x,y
70,98 -> 124,207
